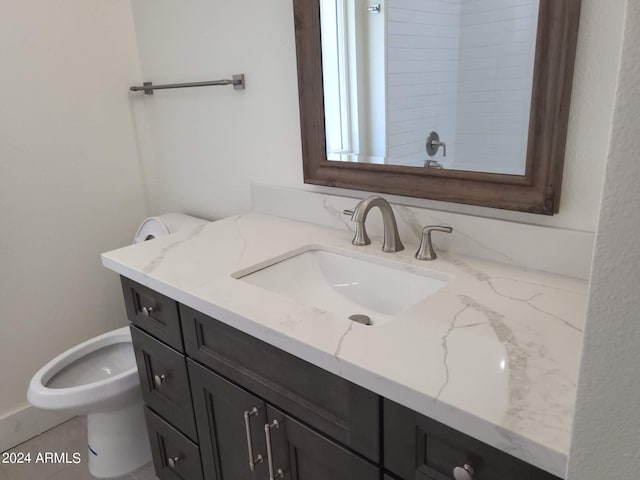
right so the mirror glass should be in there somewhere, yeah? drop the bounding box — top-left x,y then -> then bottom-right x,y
320,0 -> 540,175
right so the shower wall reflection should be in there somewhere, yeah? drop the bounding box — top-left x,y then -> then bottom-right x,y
321,0 -> 540,175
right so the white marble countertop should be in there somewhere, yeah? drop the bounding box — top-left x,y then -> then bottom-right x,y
102,213 -> 587,478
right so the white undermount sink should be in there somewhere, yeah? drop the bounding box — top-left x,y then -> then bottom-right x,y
235,248 -> 451,326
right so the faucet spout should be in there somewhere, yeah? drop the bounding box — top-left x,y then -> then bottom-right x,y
347,196 -> 404,253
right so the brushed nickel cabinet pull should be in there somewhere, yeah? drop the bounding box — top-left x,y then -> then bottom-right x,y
153,374 -> 166,387
264,420 -> 284,479
453,464 -> 475,480
243,407 -> 263,471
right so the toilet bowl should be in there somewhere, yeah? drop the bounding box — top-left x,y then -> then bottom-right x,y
28,327 -> 151,478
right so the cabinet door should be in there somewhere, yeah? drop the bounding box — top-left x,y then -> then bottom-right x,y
181,305 -> 380,461
188,360 -> 269,480
265,405 -> 380,480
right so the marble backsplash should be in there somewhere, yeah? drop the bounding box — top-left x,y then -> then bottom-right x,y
251,184 -> 594,280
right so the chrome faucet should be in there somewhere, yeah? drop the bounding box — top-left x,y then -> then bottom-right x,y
415,225 -> 453,261
343,196 -> 404,253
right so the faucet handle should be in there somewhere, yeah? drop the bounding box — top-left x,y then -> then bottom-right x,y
343,208 -> 371,245
415,225 -> 452,261
344,205 -> 373,246
435,140 -> 447,157
426,131 -> 447,157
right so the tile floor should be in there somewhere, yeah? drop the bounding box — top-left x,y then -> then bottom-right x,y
0,417 -> 157,480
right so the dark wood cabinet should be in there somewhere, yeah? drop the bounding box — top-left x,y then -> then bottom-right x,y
130,326 -> 197,441
145,407 -> 203,480
265,405 -> 379,480
189,359 -> 378,480
121,277 -> 562,480
188,359 -> 269,480
180,304 -> 380,462
121,276 -> 183,351
384,399 -> 560,480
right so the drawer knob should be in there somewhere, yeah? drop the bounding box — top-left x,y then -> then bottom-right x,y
453,464 -> 474,480
141,306 -> 154,317
167,456 -> 179,469
153,374 -> 166,387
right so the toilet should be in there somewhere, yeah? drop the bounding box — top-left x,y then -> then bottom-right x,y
27,327 -> 151,478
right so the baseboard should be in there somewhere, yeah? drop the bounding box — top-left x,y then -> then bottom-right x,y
0,405 -> 73,453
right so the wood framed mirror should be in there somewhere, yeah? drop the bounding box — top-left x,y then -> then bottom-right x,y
293,0 -> 581,214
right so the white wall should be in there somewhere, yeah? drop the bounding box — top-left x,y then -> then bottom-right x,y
0,0 -> 147,447
387,0 -> 460,166
129,0 -> 303,222
454,0 -> 539,174
566,1 -> 640,478
130,0 -> 624,236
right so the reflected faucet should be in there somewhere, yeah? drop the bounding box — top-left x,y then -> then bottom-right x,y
426,131 -> 446,157
343,196 -> 404,253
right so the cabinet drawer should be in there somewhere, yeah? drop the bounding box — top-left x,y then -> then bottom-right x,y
121,276 -> 183,351
180,305 -> 380,462
384,399 -> 560,480
145,407 -> 203,480
131,327 -> 197,441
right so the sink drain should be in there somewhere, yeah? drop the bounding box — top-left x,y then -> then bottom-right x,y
348,314 -> 373,326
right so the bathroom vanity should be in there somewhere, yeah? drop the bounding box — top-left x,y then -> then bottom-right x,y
103,214 -> 587,480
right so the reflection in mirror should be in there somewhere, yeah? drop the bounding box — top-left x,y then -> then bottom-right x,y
320,0 -> 540,175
